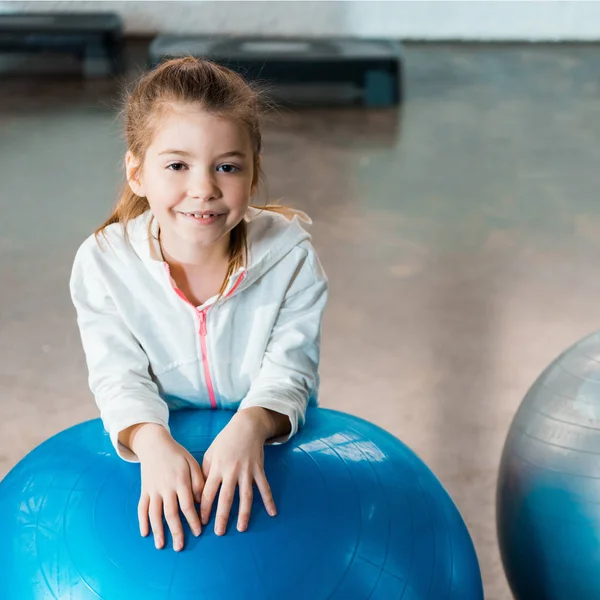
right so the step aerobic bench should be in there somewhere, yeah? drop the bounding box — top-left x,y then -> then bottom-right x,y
0,12 -> 125,77
149,36 -> 403,108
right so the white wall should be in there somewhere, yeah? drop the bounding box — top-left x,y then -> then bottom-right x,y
3,1 -> 600,42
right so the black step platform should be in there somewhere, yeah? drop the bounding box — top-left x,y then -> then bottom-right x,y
0,12 -> 124,77
149,36 -> 403,108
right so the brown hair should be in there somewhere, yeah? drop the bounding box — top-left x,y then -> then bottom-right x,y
97,56 -> 297,296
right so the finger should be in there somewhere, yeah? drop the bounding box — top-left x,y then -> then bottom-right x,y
200,474 -> 221,526
138,493 -> 150,537
201,453 -> 211,478
164,492 -> 185,552
214,478 -> 236,536
149,495 -> 165,549
178,485 -> 202,537
255,470 -> 277,517
237,478 -> 253,533
189,459 -> 205,504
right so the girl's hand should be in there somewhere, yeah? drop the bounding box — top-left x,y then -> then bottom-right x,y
129,423 -> 205,551
200,408 -> 285,535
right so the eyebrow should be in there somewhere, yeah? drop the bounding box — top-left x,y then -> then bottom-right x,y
158,149 -> 247,159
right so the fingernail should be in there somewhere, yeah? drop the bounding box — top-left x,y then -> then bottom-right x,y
155,540 -> 163,549
194,527 -> 201,537
216,526 -> 224,536
237,523 -> 247,533
201,515 -> 208,525
175,542 -> 183,552
269,509 -> 277,517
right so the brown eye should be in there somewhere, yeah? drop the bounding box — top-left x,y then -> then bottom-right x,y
217,164 -> 240,174
167,163 -> 186,171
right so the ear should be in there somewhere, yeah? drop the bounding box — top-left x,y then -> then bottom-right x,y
125,151 -> 146,197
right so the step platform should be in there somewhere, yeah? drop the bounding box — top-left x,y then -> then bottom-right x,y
149,36 -> 403,108
0,12 -> 125,77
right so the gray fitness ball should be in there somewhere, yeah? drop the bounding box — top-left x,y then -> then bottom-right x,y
497,330 -> 600,600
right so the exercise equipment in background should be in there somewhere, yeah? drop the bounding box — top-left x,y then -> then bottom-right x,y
149,36 -> 404,108
0,12 -> 124,77
497,330 -> 600,600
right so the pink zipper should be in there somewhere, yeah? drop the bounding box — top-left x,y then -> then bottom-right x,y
197,309 -> 216,408
163,263 -> 245,410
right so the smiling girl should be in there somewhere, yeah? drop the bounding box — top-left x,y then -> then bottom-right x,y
70,57 -> 328,552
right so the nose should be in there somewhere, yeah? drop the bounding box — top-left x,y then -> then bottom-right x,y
188,169 -> 221,201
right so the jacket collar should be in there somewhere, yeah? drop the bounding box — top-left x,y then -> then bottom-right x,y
126,207 -> 311,289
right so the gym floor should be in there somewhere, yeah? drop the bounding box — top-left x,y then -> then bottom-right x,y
3,41 -> 600,599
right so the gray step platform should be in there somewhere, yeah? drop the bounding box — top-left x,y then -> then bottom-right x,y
149,36 -> 403,108
0,12 -> 124,77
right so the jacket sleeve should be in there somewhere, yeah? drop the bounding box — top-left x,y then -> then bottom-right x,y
238,245 -> 328,443
69,246 -> 170,462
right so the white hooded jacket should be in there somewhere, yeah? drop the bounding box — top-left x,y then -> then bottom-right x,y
70,208 -> 328,461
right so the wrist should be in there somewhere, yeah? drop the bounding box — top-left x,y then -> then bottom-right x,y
123,422 -> 170,458
236,407 -> 291,441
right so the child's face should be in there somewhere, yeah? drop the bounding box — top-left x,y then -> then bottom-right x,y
127,104 -> 256,253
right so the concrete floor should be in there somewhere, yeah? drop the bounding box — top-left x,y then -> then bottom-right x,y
3,42 -> 600,599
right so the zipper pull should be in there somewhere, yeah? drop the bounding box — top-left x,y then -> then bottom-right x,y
198,310 -> 207,336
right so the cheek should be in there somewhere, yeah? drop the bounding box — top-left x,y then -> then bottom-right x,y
233,191 -> 250,207
230,197 -> 250,215
146,173 -> 183,204
222,179 -> 251,208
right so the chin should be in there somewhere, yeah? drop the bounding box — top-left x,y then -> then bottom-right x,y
184,231 -> 221,245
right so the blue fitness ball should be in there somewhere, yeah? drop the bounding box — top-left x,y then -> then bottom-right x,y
0,407 -> 483,599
